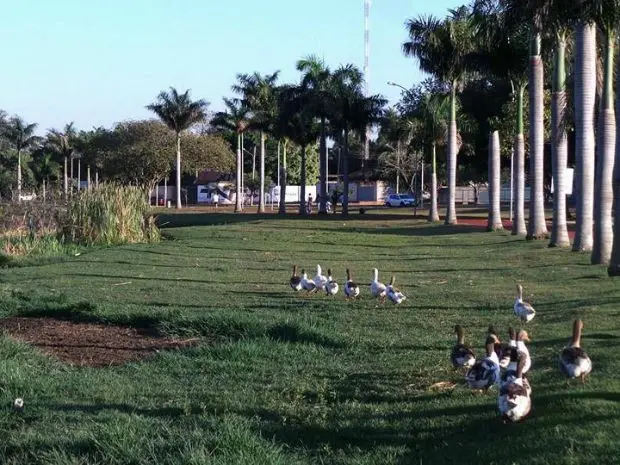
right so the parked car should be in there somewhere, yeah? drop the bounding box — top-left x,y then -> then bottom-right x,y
385,193 -> 416,207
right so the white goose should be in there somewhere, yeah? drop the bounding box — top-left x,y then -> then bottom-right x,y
370,268 -> 387,301
559,319 -> 593,383
514,284 -> 536,322
386,276 -> 406,305
344,268 -> 360,299
498,352 -> 532,422
325,268 -> 339,296
300,269 -> 317,293
314,265 -> 328,292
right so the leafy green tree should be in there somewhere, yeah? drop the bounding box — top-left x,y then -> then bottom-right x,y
100,121 -> 173,189
181,132 -> 235,176
146,87 -> 208,209
376,108 -> 414,194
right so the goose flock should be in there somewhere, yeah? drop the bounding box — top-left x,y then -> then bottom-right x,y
450,284 -> 592,423
290,269 -> 593,423
289,265 -> 407,304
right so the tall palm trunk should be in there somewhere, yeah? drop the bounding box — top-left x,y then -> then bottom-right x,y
87,165 -> 91,190
512,85 -> 527,235
607,40 -> 620,275
279,141 -> 288,214
175,133 -> 182,209
319,117 -> 327,214
342,129 -> 350,216
63,156 -> 68,199
396,141 -> 401,193
573,22 -> 596,251
42,178 -> 46,203
17,149 -> 22,203
258,131 -> 266,213
445,83 -> 458,225
550,38 -> 570,247
488,130 -> 503,231
299,144 -> 307,215
235,133 -> 242,212
527,33 -> 548,239
592,33 -> 615,264
428,143 -> 440,222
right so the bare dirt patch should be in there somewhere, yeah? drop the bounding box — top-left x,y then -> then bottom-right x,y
0,317 -> 198,367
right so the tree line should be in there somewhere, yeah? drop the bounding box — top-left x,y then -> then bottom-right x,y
4,0 -> 620,274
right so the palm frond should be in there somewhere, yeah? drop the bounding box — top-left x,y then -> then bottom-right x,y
146,87 -> 208,134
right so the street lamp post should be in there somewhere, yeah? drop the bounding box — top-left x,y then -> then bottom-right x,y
387,80 -> 425,206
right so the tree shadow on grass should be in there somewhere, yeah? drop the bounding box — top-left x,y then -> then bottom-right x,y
156,212 -> 430,229
308,224 -> 490,237
267,322 -> 344,348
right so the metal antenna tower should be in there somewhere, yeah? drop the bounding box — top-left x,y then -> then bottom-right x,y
364,0 -> 370,160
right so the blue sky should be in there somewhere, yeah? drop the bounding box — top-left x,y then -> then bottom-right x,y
1,0 -> 460,134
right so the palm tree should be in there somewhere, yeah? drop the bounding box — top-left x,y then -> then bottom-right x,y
500,0 -> 548,238
233,72 -> 279,213
30,152 -> 60,201
526,15 -> 548,239
2,116 -> 40,202
591,1 -> 619,265
297,55 -> 332,214
487,130 -> 503,230
471,0 -> 529,235
46,122 -> 77,199
572,19 -> 597,251
211,98 -> 249,212
406,90 -> 450,222
547,1 -> 575,248
404,6 -> 475,224
146,87 -> 208,209
73,127 -> 109,190
276,84 -> 319,215
330,65 -> 386,215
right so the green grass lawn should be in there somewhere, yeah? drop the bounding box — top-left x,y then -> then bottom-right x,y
1,212 -> 619,465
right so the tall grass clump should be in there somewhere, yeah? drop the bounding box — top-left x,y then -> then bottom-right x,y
60,184 -> 159,245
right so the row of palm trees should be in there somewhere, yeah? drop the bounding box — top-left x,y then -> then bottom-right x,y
403,0 -> 620,274
0,111 -> 83,201
206,57 -> 385,216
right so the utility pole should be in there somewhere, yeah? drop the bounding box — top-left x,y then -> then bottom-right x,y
364,0 -> 371,161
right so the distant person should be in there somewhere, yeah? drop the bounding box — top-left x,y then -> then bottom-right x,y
331,190 -> 339,214
307,193 -> 313,214
212,191 -> 219,209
